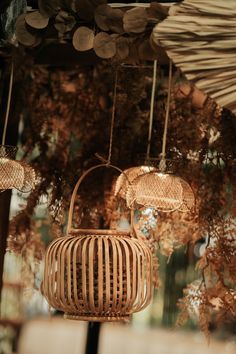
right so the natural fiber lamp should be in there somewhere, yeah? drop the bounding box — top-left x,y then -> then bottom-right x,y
126,171 -> 195,212
124,61 -> 195,212
0,62 -> 36,193
0,145 -> 36,192
42,164 -> 153,322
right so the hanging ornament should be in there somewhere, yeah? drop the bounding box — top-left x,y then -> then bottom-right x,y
126,61 -> 195,212
115,61 -> 158,201
0,61 -> 36,192
42,164 -> 153,322
42,70 -> 153,322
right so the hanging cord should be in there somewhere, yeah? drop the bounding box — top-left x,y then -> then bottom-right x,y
146,60 -> 157,161
2,60 -> 14,146
96,69 -> 118,165
159,60 -> 172,172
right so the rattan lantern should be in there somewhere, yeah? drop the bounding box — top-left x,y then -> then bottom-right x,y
42,164 -> 153,322
0,145 -> 36,192
126,171 -> 195,212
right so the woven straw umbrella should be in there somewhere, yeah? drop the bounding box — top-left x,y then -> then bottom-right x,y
152,0 -> 236,115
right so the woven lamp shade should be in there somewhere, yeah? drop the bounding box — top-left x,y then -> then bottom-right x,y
42,164 -> 153,322
126,171 -> 195,212
115,165 -> 157,200
0,145 -> 36,192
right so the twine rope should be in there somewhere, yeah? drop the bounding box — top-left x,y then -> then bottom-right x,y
96,70 -> 118,165
146,60 -> 157,160
159,60 -> 173,172
2,61 -> 14,146
107,69 -> 118,165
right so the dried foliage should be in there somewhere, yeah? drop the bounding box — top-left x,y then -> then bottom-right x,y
6,61 -> 236,334
11,1 -> 168,63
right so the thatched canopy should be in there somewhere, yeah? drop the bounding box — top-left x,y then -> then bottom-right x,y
153,0 -> 236,115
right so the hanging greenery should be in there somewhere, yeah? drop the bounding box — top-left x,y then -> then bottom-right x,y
6,60 -> 236,336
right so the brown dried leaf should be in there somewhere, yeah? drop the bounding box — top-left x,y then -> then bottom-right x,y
112,35 -> 129,60
38,0 -> 61,17
25,10 -> 49,29
54,10 -> 76,33
94,32 -> 116,59
123,39 -> 140,65
16,14 -> 40,47
138,39 -> 158,61
72,26 -> 94,51
94,4 -> 112,31
147,2 -> 168,21
123,7 -> 148,33
107,8 -> 124,34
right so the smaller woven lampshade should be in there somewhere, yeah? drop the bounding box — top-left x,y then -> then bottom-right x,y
126,171 -> 195,212
0,145 -> 36,192
115,165 -> 157,200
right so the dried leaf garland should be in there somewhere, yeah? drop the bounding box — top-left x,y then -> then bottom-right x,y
72,26 -> 94,51
13,3 -> 168,62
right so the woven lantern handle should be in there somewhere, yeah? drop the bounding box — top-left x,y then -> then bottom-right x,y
66,163 -> 135,235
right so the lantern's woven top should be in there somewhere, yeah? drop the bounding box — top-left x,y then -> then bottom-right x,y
114,165 -> 157,200
0,145 -> 36,192
126,171 -> 195,212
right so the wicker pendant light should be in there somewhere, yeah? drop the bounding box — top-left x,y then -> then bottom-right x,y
42,164 -> 153,322
0,62 -> 36,192
126,61 -> 195,212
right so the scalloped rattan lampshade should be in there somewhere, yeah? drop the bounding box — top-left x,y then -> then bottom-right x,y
42,164 -> 153,322
0,145 -> 36,192
126,171 -> 195,212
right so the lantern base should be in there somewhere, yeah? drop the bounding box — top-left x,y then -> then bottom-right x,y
64,313 -> 131,322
